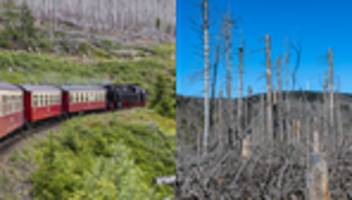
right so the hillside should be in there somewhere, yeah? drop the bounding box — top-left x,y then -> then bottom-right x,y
0,109 -> 176,199
0,1 -> 176,199
176,92 -> 352,199
0,0 -> 175,43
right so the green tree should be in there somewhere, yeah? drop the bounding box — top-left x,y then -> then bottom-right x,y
0,0 -> 38,49
18,2 -> 37,48
151,75 -> 175,118
0,0 -> 19,47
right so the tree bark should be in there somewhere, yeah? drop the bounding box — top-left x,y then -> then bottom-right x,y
202,0 -> 210,155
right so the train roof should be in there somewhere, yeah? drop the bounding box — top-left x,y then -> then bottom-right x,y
60,85 -> 105,91
0,82 -> 22,91
104,83 -> 142,89
19,84 -> 61,92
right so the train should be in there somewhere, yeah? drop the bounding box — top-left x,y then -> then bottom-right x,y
0,83 -> 147,139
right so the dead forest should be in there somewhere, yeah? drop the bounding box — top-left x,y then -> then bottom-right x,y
0,0 -> 175,41
176,0 -> 352,199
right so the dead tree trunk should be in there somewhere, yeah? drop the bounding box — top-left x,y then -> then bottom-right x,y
210,46 -> 220,127
322,73 -> 329,150
328,48 -> 335,151
202,0 -> 210,155
237,47 -> 244,137
265,34 -> 273,141
284,50 -> 291,143
308,119 -> 330,200
336,93 -> 344,148
222,14 -> 235,148
217,89 -> 224,150
292,119 -> 301,144
276,56 -> 283,141
241,134 -> 251,159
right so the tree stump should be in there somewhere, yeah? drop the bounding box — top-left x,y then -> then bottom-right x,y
307,153 -> 330,200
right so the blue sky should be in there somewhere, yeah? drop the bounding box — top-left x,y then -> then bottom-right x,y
177,0 -> 352,97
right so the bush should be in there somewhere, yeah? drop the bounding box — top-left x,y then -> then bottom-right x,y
0,0 -> 50,51
150,75 -> 176,118
31,110 -> 175,200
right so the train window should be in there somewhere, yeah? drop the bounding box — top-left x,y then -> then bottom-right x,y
47,94 -> 50,106
43,94 -> 47,106
43,94 -> 46,106
10,95 -> 15,112
16,95 -> 21,111
70,94 -> 74,103
2,96 -> 5,115
33,95 -> 37,107
39,94 -> 43,107
50,94 -> 54,105
46,94 -> 49,106
3,95 -> 8,115
48,95 -> 51,105
37,94 -> 40,107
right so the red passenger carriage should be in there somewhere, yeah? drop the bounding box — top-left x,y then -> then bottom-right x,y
20,85 -> 62,122
0,83 -> 24,138
61,85 -> 107,113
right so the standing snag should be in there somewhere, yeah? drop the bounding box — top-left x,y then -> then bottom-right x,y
202,0 -> 210,155
265,34 -> 273,140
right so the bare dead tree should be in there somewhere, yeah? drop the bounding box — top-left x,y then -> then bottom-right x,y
328,48 -> 334,136
217,89 -> 224,150
202,0 -> 210,155
308,119 -> 330,200
4,0 -> 176,36
237,46 -> 244,138
276,56 -> 283,141
284,47 -> 291,143
222,14 -> 234,109
322,72 -> 329,146
222,13 -> 235,148
210,46 -> 220,127
265,34 -> 273,140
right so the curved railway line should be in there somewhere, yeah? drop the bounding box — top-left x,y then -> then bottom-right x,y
0,121 -> 60,161
0,82 -> 147,161
0,109 -> 128,163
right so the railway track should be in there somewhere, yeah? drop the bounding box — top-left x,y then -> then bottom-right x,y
0,119 -> 63,162
0,110 -> 110,162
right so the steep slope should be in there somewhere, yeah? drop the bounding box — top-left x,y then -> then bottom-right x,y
0,109 -> 175,200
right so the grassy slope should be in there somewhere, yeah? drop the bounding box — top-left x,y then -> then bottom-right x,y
1,109 -> 175,200
0,43 -> 175,199
0,43 -> 175,104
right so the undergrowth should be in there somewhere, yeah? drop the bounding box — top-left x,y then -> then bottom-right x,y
29,109 -> 175,200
